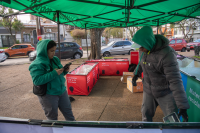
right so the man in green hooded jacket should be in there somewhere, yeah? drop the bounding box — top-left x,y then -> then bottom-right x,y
29,40 -> 75,121
132,26 -> 190,122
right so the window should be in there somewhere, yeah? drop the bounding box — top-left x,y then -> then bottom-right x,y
194,39 -> 200,42
177,39 -> 182,43
174,30 -> 177,35
1,35 -> 15,47
63,42 -> 76,48
63,43 -> 70,48
21,45 -> 28,48
123,41 -> 131,46
45,33 -> 56,40
56,43 -> 64,48
113,41 -> 123,47
23,34 -> 30,43
12,45 -> 21,49
170,40 -> 175,44
69,43 -> 76,47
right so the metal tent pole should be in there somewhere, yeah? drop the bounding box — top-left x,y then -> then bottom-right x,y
57,11 -> 61,60
157,19 -> 159,35
85,24 -> 88,57
126,23 -> 127,40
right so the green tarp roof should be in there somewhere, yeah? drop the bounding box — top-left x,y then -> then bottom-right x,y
1,0 -> 200,29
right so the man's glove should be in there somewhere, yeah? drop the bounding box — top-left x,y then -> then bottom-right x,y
178,109 -> 188,122
132,75 -> 139,86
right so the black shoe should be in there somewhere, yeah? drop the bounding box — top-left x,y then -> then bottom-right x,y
69,96 -> 75,102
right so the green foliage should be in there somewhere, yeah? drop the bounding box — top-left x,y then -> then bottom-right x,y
70,29 -> 87,45
194,56 -> 200,59
170,23 -> 175,29
0,6 -> 15,28
103,57 -> 114,59
0,47 -> 9,49
16,40 -> 20,44
0,6 -> 24,44
102,28 -> 123,38
12,18 -> 24,33
70,29 -> 86,38
110,28 -> 123,38
102,28 -> 112,38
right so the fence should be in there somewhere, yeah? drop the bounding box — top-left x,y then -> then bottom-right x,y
81,39 -> 91,47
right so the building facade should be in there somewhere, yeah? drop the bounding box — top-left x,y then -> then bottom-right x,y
0,15 -> 75,48
0,27 -> 21,47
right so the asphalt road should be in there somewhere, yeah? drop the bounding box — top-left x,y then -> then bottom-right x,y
0,50 -> 91,66
0,50 -> 195,66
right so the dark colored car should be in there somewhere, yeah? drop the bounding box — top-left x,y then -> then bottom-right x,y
29,42 -> 83,61
186,39 -> 200,52
169,38 -> 187,52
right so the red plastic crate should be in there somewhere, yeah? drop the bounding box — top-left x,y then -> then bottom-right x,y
130,51 -> 139,65
67,62 -> 99,96
86,58 -> 129,76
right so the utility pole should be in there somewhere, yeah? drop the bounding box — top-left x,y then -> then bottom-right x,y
36,16 -> 41,37
63,24 -> 65,40
157,19 -> 159,35
35,16 -> 41,49
57,11 -> 61,60
126,23 -> 127,40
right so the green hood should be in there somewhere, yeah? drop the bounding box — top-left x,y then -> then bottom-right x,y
132,26 -> 156,51
36,39 -> 51,61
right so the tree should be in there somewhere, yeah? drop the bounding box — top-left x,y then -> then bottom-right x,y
0,6 -> 24,44
158,24 -> 167,35
102,27 -> 123,44
177,18 -> 199,42
128,26 -> 142,38
110,28 -> 123,38
0,6 -> 16,44
12,18 -> 24,42
70,29 -> 86,45
102,28 -> 112,44
89,28 -> 105,59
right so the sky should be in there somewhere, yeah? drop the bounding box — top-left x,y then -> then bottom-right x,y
17,14 -> 30,23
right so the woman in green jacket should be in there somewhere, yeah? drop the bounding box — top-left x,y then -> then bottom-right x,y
29,40 -> 75,121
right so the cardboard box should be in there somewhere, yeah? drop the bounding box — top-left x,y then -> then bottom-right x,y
122,72 -> 134,83
127,78 -> 143,93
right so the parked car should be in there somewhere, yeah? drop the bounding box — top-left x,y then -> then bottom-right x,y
169,38 -> 187,52
186,39 -> 200,52
4,44 -> 35,58
0,49 -> 7,63
101,40 -> 135,57
29,42 -> 83,61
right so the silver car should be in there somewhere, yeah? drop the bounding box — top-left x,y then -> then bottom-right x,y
0,49 -> 7,63
101,40 -> 136,57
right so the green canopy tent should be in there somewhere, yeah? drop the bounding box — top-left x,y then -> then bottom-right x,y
1,0 -> 200,58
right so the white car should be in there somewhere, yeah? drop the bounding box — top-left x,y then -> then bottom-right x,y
0,49 -> 7,63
